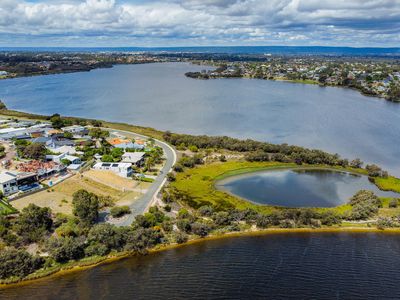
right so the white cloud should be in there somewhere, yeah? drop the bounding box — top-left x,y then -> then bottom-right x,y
0,0 -> 399,46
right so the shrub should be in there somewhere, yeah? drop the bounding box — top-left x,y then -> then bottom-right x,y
389,199 -> 399,208
110,206 -> 131,218
175,232 -> 188,244
191,222 -> 210,237
198,205 -> 214,217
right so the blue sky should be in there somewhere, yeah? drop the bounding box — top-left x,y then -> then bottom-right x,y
1,0 -> 400,47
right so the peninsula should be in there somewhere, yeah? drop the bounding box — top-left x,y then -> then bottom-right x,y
0,107 -> 399,286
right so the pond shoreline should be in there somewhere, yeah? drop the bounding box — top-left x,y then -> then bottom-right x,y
215,166 -> 395,208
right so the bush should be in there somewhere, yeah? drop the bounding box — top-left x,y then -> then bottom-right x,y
212,211 -> 231,226
175,232 -> 188,244
256,214 -> 270,228
389,199 -> 399,208
198,205 -> 214,217
110,206 -> 131,218
348,190 -> 381,220
191,222 -> 210,237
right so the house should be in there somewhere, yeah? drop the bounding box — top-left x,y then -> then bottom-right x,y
17,160 -> 66,179
121,152 -> 145,167
46,153 -> 81,165
0,172 -> 18,196
32,136 -> 75,148
93,162 -> 133,178
0,171 -> 40,196
49,145 -> 79,155
61,125 -> 89,137
0,128 -> 28,140
0,71 -> 8,76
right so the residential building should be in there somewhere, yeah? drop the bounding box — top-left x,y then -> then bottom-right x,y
61,125 -> 89,136
93,162 -> 133,178
46,153 -> 81,165
121,152 -> 145,166
0,172 -> 18,196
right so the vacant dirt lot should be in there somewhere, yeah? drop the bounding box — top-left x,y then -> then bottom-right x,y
11,174 -> 140,215
83,170 -> 138,191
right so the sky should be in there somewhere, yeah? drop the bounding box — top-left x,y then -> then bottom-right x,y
0,0 -> 399,47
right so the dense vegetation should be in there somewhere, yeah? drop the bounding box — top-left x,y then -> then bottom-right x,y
163,132 -> 365,169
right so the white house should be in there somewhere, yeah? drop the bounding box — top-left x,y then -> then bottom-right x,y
46,153 -> 81,165
61,125 -> 88,136
121,152 -> 145,166
93,162 -> 133,178
0,172 -> 18,196
0,127 -> 28,140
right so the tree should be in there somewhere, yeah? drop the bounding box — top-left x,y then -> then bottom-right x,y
61,158 -> 71,166
89,128 -> 109,139
15,204 -> 52,243
0,248 -> 43,279
22,143 -> 47,160
0,100 -> 7,110
134,214 -> 156,228
101,154 -> 114,162
111,148 -> 124,161
366,164 -> 386,177
50,114 -> 65,129
46,237 -> 85,263
63,132 -> 73,139
123,228 -> 163,253
72,190 -> 99,226
87,223 -> 123,253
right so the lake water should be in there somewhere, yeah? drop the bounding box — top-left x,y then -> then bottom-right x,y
217,169 -> 399,207
1,63 -> 400,298
2,232 -> 400,300
0,63 -> 399,176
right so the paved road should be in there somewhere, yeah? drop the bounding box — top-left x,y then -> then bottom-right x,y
99,127 -> 176,227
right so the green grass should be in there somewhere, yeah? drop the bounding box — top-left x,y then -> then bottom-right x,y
0,199 -> 17,215
374,176 -> 400,193
170,161 -> 362,215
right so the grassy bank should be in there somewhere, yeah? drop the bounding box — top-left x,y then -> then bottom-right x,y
170,161 -> 372,214
374,176 -> 400,193
170,161 -> 400,217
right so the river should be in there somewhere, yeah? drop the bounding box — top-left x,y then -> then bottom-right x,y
1,233 -> 400,300
0,62 -> 399,176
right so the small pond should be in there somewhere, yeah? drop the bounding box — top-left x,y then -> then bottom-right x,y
216,169 -> 399,207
